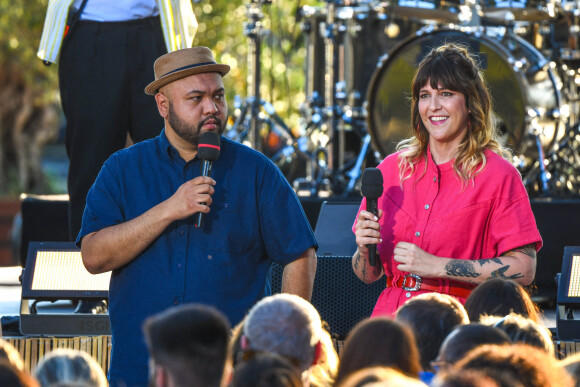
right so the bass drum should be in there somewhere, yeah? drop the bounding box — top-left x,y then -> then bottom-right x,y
365,27 -> 564,159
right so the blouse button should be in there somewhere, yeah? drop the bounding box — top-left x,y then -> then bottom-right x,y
424,204 -> 430,210
415,231 -> 421,237
406,292 -> 411,298
433,176 -> 437,182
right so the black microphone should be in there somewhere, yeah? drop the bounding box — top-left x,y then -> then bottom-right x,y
194,131 -> 221,228
361,168 -> 384,267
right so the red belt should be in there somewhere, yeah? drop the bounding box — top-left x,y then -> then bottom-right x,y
387,274 -> 474,299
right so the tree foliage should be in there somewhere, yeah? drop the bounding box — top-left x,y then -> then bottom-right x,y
0,0 -> 61,197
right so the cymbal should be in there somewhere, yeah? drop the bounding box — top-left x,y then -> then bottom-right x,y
380,3 -> 461,23
483,7 -> 554,22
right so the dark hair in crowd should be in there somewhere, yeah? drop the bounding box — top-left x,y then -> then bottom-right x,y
334,317 -> 421,385
232,352 -> 302,387
436,323 -> 511,365
144,303 -> 231,387
465,278 -> 539,322
395,293 -> 469,371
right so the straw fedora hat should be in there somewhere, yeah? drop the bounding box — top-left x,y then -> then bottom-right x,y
144,47 -> 230,95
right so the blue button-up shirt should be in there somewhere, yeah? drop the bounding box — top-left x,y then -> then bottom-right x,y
77,130 -> 317,386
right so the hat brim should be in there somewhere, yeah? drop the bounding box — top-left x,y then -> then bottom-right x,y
144,63 -> 230,95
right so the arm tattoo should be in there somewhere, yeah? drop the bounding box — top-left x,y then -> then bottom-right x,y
491,265 -> 524,280
445,260 -> 480,279
354,251 -> 381,280
504,243 -> 537,259
478,257 -> 503,266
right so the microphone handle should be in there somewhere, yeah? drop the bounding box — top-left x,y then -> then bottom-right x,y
366,197 -> 379,267
194,160 -> 213,228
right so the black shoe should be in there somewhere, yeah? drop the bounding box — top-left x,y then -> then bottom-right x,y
74,300 -> 108,314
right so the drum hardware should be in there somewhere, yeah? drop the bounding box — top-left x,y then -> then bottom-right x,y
244,0 -> 270,153
482,0 -> 557,23
523,123 -> 580,197
372,0 -> 464,24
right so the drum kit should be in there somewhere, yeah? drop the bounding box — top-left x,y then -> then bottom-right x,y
228,0 -> 580,198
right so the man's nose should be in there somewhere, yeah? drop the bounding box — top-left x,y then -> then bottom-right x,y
202,98 -> 218,114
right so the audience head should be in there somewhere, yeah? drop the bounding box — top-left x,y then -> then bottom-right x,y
481,313 -> 554,355
464,278 -> 539,323
435,323 -> 510,370
334,317 -> 421,385
0,338 -> 24,371
309,326 -> 339,387
34,348 -> 106,387
432,368 -> 525,387
144,303 -> 232,387
453,343 -> 573,387
335,366 -> 427,387
395,293 -> 469,371
561,353 -> 580,387
232,352 -> 302,387
0,360 -> 38,387
242,294 -> 323,373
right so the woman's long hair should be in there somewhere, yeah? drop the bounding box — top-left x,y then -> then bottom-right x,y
398,43 -> 510,186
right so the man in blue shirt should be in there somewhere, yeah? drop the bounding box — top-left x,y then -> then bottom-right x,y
77,47 -> 318,386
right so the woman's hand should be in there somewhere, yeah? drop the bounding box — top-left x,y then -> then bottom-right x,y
393,241 -> 441,278
354,209 -> 383,251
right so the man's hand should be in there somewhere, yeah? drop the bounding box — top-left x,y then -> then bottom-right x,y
165,176 -> 216,220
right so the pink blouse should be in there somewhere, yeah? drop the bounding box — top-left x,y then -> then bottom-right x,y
354,147 -> 542,316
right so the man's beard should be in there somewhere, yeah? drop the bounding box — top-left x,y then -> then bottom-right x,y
167,101 -> 226,147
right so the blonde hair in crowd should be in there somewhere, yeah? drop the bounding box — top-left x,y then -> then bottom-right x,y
397,43 -> 510,186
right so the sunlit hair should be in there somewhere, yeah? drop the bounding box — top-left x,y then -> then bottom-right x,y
397,43 -> 510,186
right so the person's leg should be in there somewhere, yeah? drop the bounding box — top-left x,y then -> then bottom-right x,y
127,17 -> 166,143
59,19 -> 164,240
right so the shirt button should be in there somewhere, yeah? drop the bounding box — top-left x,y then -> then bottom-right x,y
177,263 -> 182,269
433,176 -> 437,182
179,230 -> 184,236
424,204 -> 430,210
208,255 -> 213,260
406,292 -> 411,298
415,231 -> 420,237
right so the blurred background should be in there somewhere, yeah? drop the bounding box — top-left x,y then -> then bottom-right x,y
0,0 -> 323,197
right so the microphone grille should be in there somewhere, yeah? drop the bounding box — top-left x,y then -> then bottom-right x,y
197,131 -> 221,161
361,168 -> 384,199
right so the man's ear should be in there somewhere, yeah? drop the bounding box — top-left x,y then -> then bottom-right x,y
155,364 -> 169,387
312,341 -> 322,365
240,334 -> 250,350
155,92 -> 169,118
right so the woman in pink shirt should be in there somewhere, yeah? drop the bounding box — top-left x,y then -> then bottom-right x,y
353,43 -> 542,317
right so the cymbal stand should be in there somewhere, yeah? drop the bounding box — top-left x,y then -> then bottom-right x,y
246,0 -> 270,153
323,0 -> 345,176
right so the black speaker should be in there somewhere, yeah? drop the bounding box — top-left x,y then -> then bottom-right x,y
532,199 -> 580,305
269,256 -> 384,339
19,194 -> 70,267
314,201 -> 360,257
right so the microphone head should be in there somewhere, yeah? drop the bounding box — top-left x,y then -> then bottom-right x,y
197,131 -> 221,161
361,168 -> 384,199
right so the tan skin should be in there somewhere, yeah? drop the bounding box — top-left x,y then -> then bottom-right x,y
352,81 -> 536,287
81,72 -> 316,301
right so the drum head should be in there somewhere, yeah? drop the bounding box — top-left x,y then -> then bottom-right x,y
366,29 -> 530,158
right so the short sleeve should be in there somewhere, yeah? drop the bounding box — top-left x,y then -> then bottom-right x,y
75,156 -> 125,246
488,173 -> 543,255
258,161 -> 317,265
